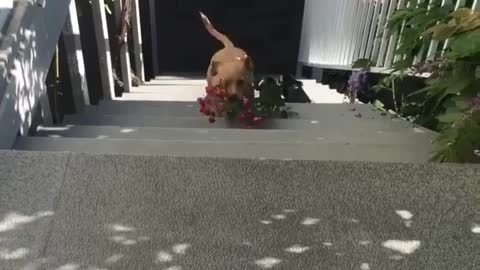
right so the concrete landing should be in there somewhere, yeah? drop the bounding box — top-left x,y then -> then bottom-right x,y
121,78 -> 344,104
1,151 -> 479,270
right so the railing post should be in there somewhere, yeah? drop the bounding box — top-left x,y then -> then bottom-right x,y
149,0 -> 158,76
132,0 -> 145,83
63,0 -> 90,111
114,0 -> 132,93
91,0 -> 115,100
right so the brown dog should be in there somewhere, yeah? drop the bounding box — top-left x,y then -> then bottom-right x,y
200,12 -> 254,101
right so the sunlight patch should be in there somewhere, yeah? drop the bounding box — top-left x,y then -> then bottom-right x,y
261,220 -> 272,225
255,257 -> 281,269
105,254 -> 124,265
0,248 -> 29,260
156,251 -> 173,263
109,235 -> 127,243
395,210 -> 413,220
472,224 -> 480,234
360,263 -> 370,270
122,239 -> 137,246
323,242 -> 333,247
0,211 -> 53,233
349,218 -> 360,223
359,240 -> 371,246
173,243 -> 191,255
120,128 -> 136,133
138,236 -> 150,242
54,264 -> 80,270
272,214 -> 287,220
382,240 -> 421,255
285,245 -> 310,254
109,224 -> 135,232
164,266 -> 182,270
301,217 -> 320,226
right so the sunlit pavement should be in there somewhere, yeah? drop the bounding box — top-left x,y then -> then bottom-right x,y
1,151 -> 479,269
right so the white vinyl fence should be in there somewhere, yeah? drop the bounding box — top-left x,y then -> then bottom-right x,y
298,0 -> 480,72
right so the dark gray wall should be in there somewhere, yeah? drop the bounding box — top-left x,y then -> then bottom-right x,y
155,0 -> 305,75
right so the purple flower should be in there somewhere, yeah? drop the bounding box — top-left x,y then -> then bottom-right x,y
348,71 -> 368,92
470,97 -> 480,110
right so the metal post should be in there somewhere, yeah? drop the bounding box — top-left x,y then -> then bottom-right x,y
91,0 -> 115,100
63,0 -> 90,111
149,0 -> 158,76
132,0 -> 145,83
115,0 -> 132,92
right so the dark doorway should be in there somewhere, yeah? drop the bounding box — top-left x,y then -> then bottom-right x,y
155,0 -> 305,76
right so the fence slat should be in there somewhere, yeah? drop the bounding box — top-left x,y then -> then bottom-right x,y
441,0 -> 467,56
372,0 -> 391,63
384,0 -> 406,68
359,0 -> 376,59
473,0 -> 480,10
353,0 -> 370,62
426,0 -> 451,61
393,1 -> 413,63
365,0 -> 382,59
413,0 -> 431,65
376,0 -> 397,66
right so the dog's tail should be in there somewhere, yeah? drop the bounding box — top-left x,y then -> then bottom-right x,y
200,12 -> 234,48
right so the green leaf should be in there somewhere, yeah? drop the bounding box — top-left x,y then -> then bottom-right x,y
437,112 -> 463,123
407,80 -> 446,98
445,70 -> 474,94
352,59 -> 374,69
452,96 -> 471,110
449,33 -> 480,58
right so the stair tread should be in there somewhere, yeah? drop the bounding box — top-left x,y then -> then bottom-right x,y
63,113 -> 425,132
15,136 -> 433,162
36,125 -> 436,145
2,150 -> 477,270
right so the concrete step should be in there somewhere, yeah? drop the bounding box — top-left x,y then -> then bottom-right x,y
120,85 -> 205,101
84,100 -> 201,118
2,150 -> 477,269
14,137 -> 433,162
80,102 -> 422,129
125,79 -> 339,102
62,113 -> 420,132
35,125 -> 436,145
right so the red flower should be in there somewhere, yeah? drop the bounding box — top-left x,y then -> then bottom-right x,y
244,99 -> 252,109
208,117 -> 216,123
238,113 -> 246,122
252,117 -> 264,126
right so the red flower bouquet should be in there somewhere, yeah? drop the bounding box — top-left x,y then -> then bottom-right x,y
197,86 -> 265,128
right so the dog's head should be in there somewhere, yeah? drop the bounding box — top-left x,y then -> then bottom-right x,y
210,56 -> 254,100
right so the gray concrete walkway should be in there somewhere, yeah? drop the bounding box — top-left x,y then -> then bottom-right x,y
1,151 -> 479,270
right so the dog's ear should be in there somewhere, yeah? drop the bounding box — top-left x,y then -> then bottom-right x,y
243,56 -> 254,70
210,61 -> 220,76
